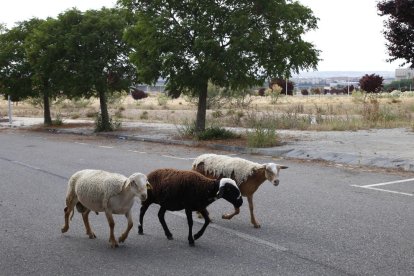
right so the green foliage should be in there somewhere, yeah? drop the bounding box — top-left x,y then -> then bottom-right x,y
121,0 -> 320,131
247,126 -> 279,148
94,112 -> 121,132
157,93 -> 169,106
52,112 -> 64,126
378,0 -> 414,67
177,120 -> 238,140
383,79 -> 414,92
197,127 -> 239,141
0,19 -> 43,102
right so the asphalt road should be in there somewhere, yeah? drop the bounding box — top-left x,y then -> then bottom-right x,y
1,129 -> 413,275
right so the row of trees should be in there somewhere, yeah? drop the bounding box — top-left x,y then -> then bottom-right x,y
0,8 -> 135,130
1,1 -> 321,132
2,0 -> 411,132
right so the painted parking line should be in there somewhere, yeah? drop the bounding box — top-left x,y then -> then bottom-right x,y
351,178 -> 414,196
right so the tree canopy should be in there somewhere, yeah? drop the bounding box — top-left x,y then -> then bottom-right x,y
359,74 -> 384,93
120,0 -> 320,131
0,8 -> 135,130
0,19 -> 43,103
378,0 -> 414,68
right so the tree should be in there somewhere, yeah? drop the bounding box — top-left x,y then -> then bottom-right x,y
25,18 -> 67,125
57,8 -> 137,131
121,0 -> 320,132
378,0 -> 414,67
359,74 -> 384,93
0,19 -> 43,103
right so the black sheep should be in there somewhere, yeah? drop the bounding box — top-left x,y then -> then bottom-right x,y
139,168 -> 243,246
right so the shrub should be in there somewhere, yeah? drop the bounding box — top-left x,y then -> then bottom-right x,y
176,120 -> 238,140
266,84 -> 282,104
258,87 -> 266,96
301,89 -> 309,95
131,88 -> 148,100
212,110 -> 223,118
247,125 -> 279,148
94,113 -> 121,132
359,74 -> 384,93
196,126 -> 239,140
140,111 -> 149,120
157,93 -> 169,106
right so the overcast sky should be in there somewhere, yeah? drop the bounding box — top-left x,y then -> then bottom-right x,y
0,0 -> 405,72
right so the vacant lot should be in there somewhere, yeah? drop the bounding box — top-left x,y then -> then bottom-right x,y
1,92 -> 414,131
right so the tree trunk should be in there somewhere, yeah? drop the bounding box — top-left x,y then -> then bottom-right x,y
43,91 -> 52,125
195,81 -> 208,132
98,88 -> 111,131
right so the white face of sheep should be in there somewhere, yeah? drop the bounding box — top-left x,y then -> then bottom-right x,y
129,173 -> 152,201
264,163 -> 288,186
218,178 -> 243,208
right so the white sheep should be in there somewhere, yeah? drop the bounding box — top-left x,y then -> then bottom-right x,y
61,169 -> 151,248
192,153 -> 288,228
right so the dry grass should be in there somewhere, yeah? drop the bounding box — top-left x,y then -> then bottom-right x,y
1,92 -> 414,131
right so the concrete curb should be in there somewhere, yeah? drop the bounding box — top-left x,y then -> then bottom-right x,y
47,127 -> 414,172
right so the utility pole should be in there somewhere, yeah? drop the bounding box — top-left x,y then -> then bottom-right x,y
8,95 -> 12,125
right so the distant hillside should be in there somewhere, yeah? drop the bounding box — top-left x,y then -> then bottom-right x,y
292,71 -> 395,79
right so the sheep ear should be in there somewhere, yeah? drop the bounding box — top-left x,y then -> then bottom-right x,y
146,182 -> 152,190
279,165 -> 288,169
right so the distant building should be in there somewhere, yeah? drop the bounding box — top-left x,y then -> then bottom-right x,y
395,68 -> 414,81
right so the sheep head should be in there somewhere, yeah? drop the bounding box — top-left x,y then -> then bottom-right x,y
217,178 -> 243,208
264,163 -> 288,186
128,173 -> 150,201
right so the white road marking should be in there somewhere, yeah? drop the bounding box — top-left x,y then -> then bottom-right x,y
351,185 -> 413,196
171,211 -> 288,252
74,142 -> 87,145
12,161 -> 40,170
351,178 -> 414,196
362,178 -> 414,187
99,146 -> 113,149
162,154 -> 195,161
128,150 -> 147,154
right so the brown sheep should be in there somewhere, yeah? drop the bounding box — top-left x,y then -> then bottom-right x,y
139,168 -> 243,246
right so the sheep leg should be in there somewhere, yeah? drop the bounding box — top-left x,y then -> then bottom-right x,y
119,210 -> 133,243
158,207 -> 173,240
194,209 -> 210,240
105,211 -> 118,248
221,207 -> 240,220
185,208 -> 195,246
247,195 -> 260,228
61,201 -> 76,233
81,210 -> 96,239
138,202 -> 150,235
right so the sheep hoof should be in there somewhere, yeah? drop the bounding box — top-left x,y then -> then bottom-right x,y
61,226 -> 69,233
138,226 -> 143,235
253,224 -> 261,229
88,233 -> 97,239
189,241 -> 195,246
194,233 -> 201,240
166,235 -> 173,240
110,242 -> 119,248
